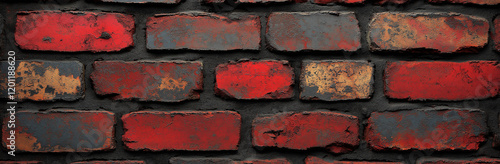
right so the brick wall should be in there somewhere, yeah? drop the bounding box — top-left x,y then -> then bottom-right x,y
0,0 -> 499,163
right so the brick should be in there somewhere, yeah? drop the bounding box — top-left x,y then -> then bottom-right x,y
0,61 -> 84,101
215,60 -> 294,100
0,162 -> 42,164
494,16 -> 500,52
2,110 -> 115,152
15,11 -> 134,52
267,11 -> 360,51
170,158 -> 290,164
384,61 -> 500,101
96,0 -> 180,3
90,60 -> 203,102
311,0 -> 363,4
365,107 -> 487,151
369,12 -> 488,53
72,161 -> 145,164
427,0 -> 499,5
147,12 -> 260,51
252,111 -> 359,153
305,156 -> 403,164
122,111 -> 240,151
300,60 -> 374,101
417,157 -> 500,164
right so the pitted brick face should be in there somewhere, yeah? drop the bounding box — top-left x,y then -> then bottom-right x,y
170,158 -> 291,164
369,12 -> 489,53
2,110 -> 115,152
215,60 -> 294,99
300,60 -> 374,101
305,156 -> 404,164
252,111 -> 359,153
267,11 -> 361,51
15,11 -> 134,52
0,61 -> 84,101
122,111 -> 241,151
365,107 -> 487,151
90,60 -> 203,102
417,158 -> 500,164
384,61 -> 500,101
146,12 -> 260,51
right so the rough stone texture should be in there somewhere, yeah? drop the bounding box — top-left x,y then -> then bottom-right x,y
96,0 -> 180,3
494,16 -> 500,52
0,61 -> 84,101
2,110 -> 115,152
122,111 -> 241,151
215,60 -> 294,100
252,111 -> 359,153
369,12 -> 489,53
90,60 -> 203,102
147,12 -> 260,51
300,60 -> 374,101
365,107 -> 487,151
311,0 -> 363,4
417,157 -> 500,164
428,0 -> 499,5
305,156 -> 403,164
72,161 -> 145,164
170,158 -> 291,164
267,11 -> 360,52
384,61 -> 500,101
15,11 -> 134,52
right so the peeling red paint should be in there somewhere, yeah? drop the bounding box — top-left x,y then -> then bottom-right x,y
147,12 -> 260,51
365,107 -> 487,151
305,156 -> 403,164
122,111 -> 241,151
72,161 -> 145,164
90,60 -> 203,102
369,12 -> 489,53
215,60 -> 294,100
384,61 -> 500,100
252,111 -> 359,153
15,11 -> 134,52
417,157 -> 500,164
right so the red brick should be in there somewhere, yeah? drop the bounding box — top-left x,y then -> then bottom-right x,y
267,11 -> 360,51
15,11 -> 134,52
72,161 -> 145,164
0,61 -> 84,101
170,158 -> 290,164
252,111 -> 359,153
96,0 -> 180,3
147,12 -> 260,51
0,162 -> 42,164
365,107 -> 487,151
2,110 -> 115,152
305,156 -> 403,164
369,12 -> 488,53
300,60 -> 374,101
428,0 -> 499,5
384,61 -> 500,101
122,111 -> 240,151
90,60 -> 203,102
494,16 -> 500,52
311,0 -> 363,4
215,60 -> 294,100
417,157 -> 500,164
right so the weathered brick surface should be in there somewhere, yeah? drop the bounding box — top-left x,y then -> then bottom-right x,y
311,0 -> 364,4
305,156 -> 403,164
428,0 -> 499,5
170,158 -> 291,164
215,60 -> 294,99
267,11 -> 360,51
369,12 -> 489,53
300,60 -> 374,101
252,111 -> 359,153
15,11 -> 134,52
72,161 -> 145,164
96,0 -> 180,3
417,157 -> 500,164
90,60 -> 203,102
122,111 -> 240,151
494,16 -> 500,52
147,12 -> 260,51
384,61 -> 500,101
2,110 -> 115,152
0,61 -> 84,101
365,107 -> 487,151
